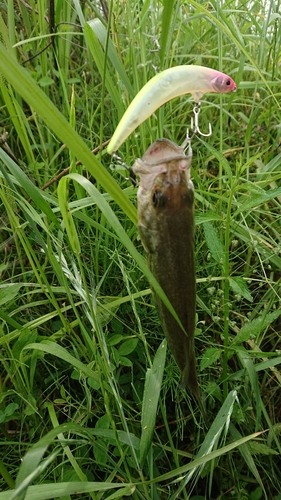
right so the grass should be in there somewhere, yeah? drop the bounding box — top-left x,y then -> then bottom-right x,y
0,0 -> 281,498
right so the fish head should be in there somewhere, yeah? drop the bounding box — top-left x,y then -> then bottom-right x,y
210,71 -> 236,94
133,139 -> 193,216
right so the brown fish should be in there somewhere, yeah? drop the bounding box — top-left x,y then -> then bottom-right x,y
133,138 -> 201,406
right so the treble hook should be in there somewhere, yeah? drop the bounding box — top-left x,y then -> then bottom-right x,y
191,102 -> 212,137
184,101 -> 212,144
181,102 -> 212,152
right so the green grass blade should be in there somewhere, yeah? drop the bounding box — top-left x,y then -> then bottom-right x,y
0,41 -> 137,224
87,18 -> 134,98
84,22 -> 124,116
139,339 -> 167,466
105,486 -> 136,499
0,79 -> 35,164
23,341 -> 97,378
230,424 -> 266,498
150,430 -> 264,484
186,0 -> 278,103
170,390 -> 238,498
0,149 -> 58,224
159,0 -> 178,65
0,483 -> 133,500
57,177 -> 81,254
12,450 -> 60,500
1,2 -> 280,496
236,348 -> 261,430
0,460 -> 15,489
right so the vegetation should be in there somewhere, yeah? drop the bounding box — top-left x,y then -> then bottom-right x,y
0,0 -> 281,498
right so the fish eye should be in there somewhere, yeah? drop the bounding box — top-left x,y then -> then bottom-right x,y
226,79 -> 231,86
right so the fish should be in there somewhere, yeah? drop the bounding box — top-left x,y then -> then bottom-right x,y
133,138 -> 202,408
107,65 -> 236,153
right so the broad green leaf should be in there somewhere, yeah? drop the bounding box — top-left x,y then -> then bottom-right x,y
119,356 -> 132,367
203,221 -> 224,264
200,347 -> 221,371
23,394 -> 38,416
118,338 -> 138,356
229,276 -> 253,302
87,376 -> 101,391
108,334 -> 124,346
4,403 -> 19,417
0,283 -> 23,307
38,76 -> 55,87
139,339 -> 167,466
231,310 -> 281,346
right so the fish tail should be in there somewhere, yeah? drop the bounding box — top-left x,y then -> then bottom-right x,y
180,360 -> 206,417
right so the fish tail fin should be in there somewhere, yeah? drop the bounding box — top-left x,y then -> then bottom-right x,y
180,362 -> 206,417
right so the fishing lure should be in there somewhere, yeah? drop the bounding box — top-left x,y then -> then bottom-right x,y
107,65 -> 236,153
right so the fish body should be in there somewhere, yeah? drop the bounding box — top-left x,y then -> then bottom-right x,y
133,139 -> 200,402
108,65 -> 236,153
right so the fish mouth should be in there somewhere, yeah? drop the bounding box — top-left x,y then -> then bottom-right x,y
143,155 -> 189,167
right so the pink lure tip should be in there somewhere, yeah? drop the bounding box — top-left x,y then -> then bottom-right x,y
211,72 -> 237,94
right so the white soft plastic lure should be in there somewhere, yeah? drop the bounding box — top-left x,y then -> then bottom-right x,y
107,65 -> 236,154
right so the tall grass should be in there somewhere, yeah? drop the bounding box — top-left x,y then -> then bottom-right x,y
0,0 -> 281,499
